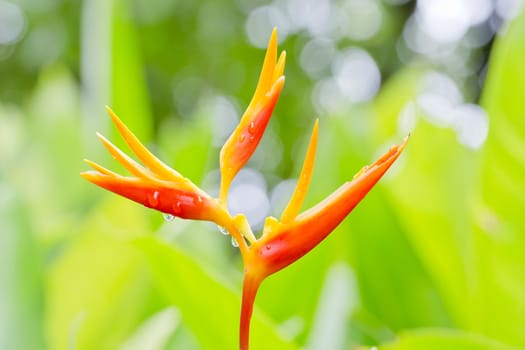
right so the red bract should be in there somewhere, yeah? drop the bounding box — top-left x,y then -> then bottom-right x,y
81,29 -> 408,350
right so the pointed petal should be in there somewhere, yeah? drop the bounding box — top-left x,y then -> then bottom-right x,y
105,106 -> 184,181
219,76 -> 285,202
296,136 -> 408,227
96,132 -> 156,180
255,136 -> 409,276
233,214 -> 256,243
247,28 -> 278,114
80,171 -> 219,221
84,159 -> 120,177
281,119 -> 318,224
218,30 -> 287,204
272,51 -> 286,82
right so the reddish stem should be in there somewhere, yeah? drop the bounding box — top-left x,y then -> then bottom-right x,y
239,271 -> 263,350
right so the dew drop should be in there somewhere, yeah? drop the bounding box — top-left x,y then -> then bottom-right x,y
148,191 -> 160,207
218,225 -> 230,235
196,195 -> 204,204
163,214 -> 174,222
248,121 -> 256,134
231,236 -> 239,247
240,134 -> 246,142
265,244 -> 271,251
172,201 -> 182,214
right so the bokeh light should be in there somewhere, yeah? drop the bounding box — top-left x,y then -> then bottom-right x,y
333,48 -> 381,104
228,168 -> 270,229
451,103 -> 489,149
0,1 -> 25,45
338,0 -> 383,41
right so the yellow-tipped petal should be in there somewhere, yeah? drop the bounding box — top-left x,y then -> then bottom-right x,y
233,214 -> 256,243
281,119 -> 318,224
219,76 -> 285,203
272,51 -> 286,82
105,106 -> 184,181
84,159 -> 120,177
96,132 -> 156,180
254,135 -> 409,277
218,30 -> 287,206
248,28 -> 278,113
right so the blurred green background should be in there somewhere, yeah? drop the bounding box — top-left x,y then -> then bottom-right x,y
1,0 -> 525,349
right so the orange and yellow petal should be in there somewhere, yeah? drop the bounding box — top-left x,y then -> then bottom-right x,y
254,135 -> 409,277
280,119 -> 319,224
245,28 -> 280,115
106,106 -> 185,182
219,77 -> 285,202
219,29 -> 286,203
80,171 -> 218,221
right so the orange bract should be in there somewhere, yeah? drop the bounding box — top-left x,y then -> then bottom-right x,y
219,28 -> 286,205
81,29 -> 408,350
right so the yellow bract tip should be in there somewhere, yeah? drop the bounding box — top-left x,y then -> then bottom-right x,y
281,119 -> 319,224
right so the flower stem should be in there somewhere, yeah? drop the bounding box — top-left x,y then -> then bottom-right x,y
239,271 -> 263,350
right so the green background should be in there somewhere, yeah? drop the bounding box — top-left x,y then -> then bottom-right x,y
1,0 -> 524,349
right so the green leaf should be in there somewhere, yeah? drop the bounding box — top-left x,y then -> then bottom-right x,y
136,236 -> 298,350
385,122 -> 478,327
0,187 -> 46,349
369,64 -> 482,329
374,329 -> 519,350
46,199 -> 160,350
349,187 -> 453,332
110,0 -> 153,143
474,7 -> 525,346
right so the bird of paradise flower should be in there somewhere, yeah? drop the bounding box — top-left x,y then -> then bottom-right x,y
81,28 -> 408,350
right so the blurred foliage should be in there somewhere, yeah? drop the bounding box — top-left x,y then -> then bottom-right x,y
1,0 -> 525,349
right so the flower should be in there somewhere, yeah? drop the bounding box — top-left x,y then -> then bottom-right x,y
219,28 -> 286,205
81,106 -> 248,253
81,28 -> 408,350
239,129 -> 407,349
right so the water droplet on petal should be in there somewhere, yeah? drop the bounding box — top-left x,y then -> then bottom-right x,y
218,225 -> 229,235
265,244 -> 271,251
196,195 -> 204,205
163,214 -> 174,222
240,134 -> 246,142
148,191 -> 160,207
231,236 -> 239,247
248,121 -> 256,134
172,201 -> 182,215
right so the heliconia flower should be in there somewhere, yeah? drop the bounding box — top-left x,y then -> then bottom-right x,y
238,131 -> 408,350
81,29 -> 408,350
80,107 -> 249,252
219,28 -> 286,204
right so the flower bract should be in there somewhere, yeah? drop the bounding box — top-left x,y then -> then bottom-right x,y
81,28 -> 408,350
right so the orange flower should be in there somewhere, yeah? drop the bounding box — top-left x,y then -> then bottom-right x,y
219,28 -> 286,205
81,28 -> 408,350
238,130 -> 407,350
81,106 -> 249,254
